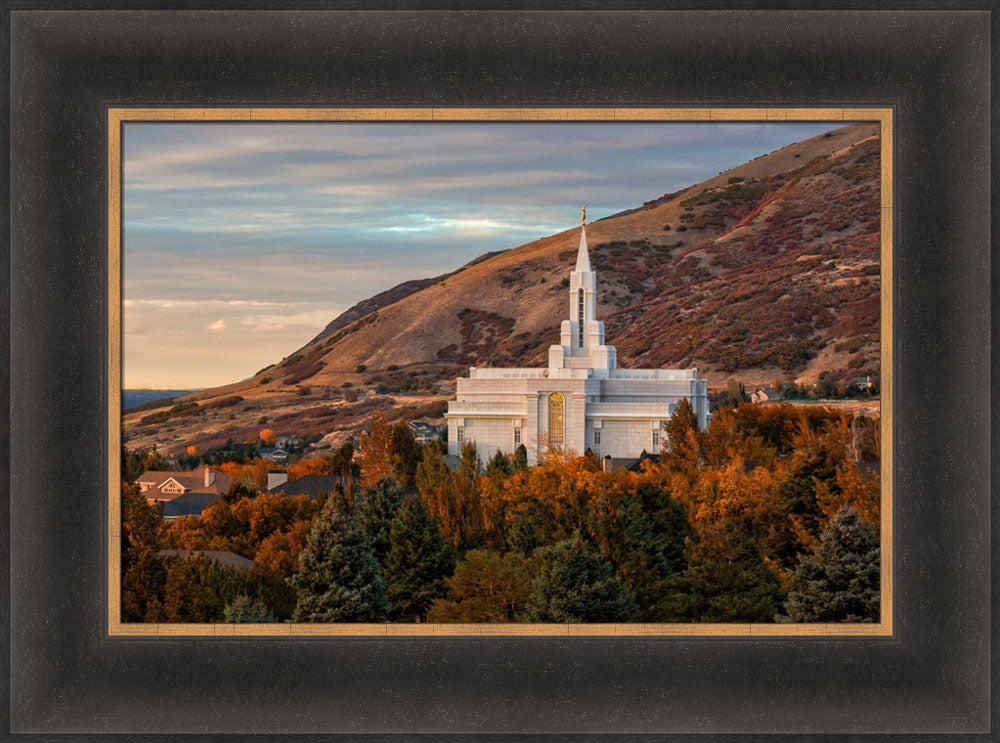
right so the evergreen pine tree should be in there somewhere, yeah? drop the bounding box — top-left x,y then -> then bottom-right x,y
389,422 -> 423,488
384,495 -> 455,620
655,521 -> 786,623
486,449 -> 512,480
356,477 -> 406,565
586,484 -> 695,619
291,493 -> 390,622
511,444 -> 529,472
780,506 -> 880,623
121,482 -> 166,622
523,535 -> 640,623
223,594 -> 276,623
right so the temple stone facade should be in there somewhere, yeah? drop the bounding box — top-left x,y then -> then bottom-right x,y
446,215 -> 709,465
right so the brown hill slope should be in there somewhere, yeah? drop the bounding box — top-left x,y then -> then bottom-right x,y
124,123 -> 881,455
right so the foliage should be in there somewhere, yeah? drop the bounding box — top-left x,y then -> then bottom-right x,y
355,412 -> 422,488
419,441 -> 488,553
120,482 -> 166,622
290,493 -> 390,622
523,535 -> 640,623
655,521 -> 786,623
223,595 -> 276,623
586,483 -> 695,617
427,550 -> 535,623
357,478 -> 406,565
127,398 -> 880,625
780,506 -> 880,622
384,495 -> 455,620
121,446 -> 164,483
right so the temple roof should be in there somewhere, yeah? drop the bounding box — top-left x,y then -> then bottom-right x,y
574,224 -> 592,273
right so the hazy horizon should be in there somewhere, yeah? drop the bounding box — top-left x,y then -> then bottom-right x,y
123,121 -> 841,388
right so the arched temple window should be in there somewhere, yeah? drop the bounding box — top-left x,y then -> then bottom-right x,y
577,288 -> 585,347
548,393 -> 565,450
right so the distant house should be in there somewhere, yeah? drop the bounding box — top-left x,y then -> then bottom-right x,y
849,376 -> 873,390
157,549 -> 253,571
275,436 -> 301,450
259,446 -> 289,463
269,474 -> 345,499
135,465 -> 232,505
408,420 -> 444,444
750,387 -> 781,404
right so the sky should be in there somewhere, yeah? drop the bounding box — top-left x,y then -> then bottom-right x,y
123,120 -> 840,389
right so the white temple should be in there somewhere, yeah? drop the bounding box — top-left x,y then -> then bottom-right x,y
446,209 -> 709,466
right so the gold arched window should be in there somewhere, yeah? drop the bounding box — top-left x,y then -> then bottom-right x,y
548,392 -> 565,450
577,288 -> 585,347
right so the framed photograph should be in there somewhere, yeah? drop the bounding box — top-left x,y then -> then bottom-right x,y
111,106 -> 892,639
6,5 -> 993,740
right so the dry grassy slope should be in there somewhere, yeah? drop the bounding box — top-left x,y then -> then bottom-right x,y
124,123 -> 881,454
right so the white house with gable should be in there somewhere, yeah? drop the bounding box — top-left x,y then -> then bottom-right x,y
446,210 -> 709,466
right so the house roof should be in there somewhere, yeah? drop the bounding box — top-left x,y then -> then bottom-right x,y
600,453 -> 660,473
408,421 -> 441,432
135,468 -> 233,500
269,474 -> 343,498
157,549 -> 253,570
161,492 -> 220,518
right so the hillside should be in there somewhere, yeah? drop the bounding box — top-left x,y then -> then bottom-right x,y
123,123 -> 881,456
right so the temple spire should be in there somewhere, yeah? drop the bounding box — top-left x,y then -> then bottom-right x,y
574,209 -> 592,273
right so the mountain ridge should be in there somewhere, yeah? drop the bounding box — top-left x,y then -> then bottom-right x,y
123,122 -> 881,455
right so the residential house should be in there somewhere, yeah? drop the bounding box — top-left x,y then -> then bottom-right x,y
135,465 -> 232,506
275,435 -> 302,450
849,376 -> 873,390
259,446 -> 289,463
750,387 -> 781,404
408,420 -> 445,444
269,474 -> 346,499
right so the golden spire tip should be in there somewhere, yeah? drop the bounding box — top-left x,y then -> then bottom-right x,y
581,205 -> 587,226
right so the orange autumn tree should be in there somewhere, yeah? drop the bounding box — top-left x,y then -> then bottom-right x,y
355,412 -> 394,487
416,441 -> 488,553
259,428 -> 276,446
162,492 -> 319,562
216,458 -> 274,493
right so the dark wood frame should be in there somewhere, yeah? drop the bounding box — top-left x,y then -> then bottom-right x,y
3,3 -> 994,739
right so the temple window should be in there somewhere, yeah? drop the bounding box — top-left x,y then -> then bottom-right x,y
548,393 -> 565,450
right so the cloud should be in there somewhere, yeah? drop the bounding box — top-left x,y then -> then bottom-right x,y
206,318 -> 227,331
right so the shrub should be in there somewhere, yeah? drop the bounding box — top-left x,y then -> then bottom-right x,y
355,364 -> 367,373
204,395 -> 243,410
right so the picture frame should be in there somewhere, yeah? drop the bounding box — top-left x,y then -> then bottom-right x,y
4,4 -> 994,739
